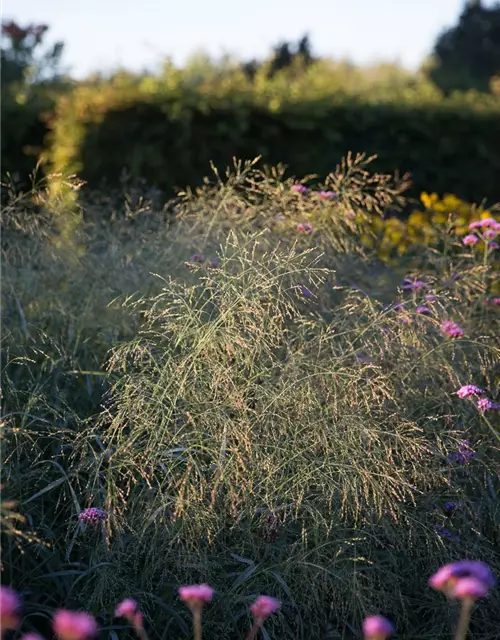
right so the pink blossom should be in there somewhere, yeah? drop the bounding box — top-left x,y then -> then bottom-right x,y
178,584 -> 214,605
456,385 -> 485,398
250,596 -> 280,620
484,297 -> 500,306
0,586 -> 21,632
53,610 -> 98,640
115,599 -> 138,620
415,305 -> 430,315
319,190 -> 337,200
291,184 -> 308,194
20,634 -> 44,640
453,577 -> 490,600
477,398 -> 499,412
429,560 -> 496,596
402,278 -> 426,291
469,218 -> 500,230
296,222 -> 313,233
362,615 -> 395,639
483,229 -> 498,240
440,320 -> 464,339
462,234 -> 478,246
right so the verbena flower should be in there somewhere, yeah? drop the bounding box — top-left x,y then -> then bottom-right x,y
447,440 -> 476,465
483,229 -> 498,240
291,184 -> 308,194
402,278 -> 426,291
456,385 -> 485,398
178,584 -> 214,607
484,297 -> 500,305
429,560 -> 496,599
477,397 -> 499,412
424,294 -> 437,302
299,285 -> 312,298
434,525 -> 460,541
489,241 -> 499,249
469,218 -> 500,230
362,615 -> 395,640
250,595 -> 281,620
53,610 -> 98,640
319,190 -> 337,200
440,320 -> 464,338
415,305 -> 430,315
297,222 -> 313,233
444,501 -> 459,515
78,508 -> 106,524
189,253 -> 205,263
0,585 -> 21,632
115,599 -> 139,620
462,234 -> 478,246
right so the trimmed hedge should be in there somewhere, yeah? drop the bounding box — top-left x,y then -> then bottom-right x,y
46,81 -> 500,204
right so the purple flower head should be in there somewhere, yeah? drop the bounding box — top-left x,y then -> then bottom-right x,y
484,297 -> 500,306
402,278 -> 426,291
444,501 -> 459,515
299,285 -> 312,299
469,218 -> 500,230
424,294 -> 437,302
441,320 -> 464,339
362,615 -> 395,639
456,384 -> 485,399
447,440 -> 476,465
429,560 -> 496,597
462,234 -> 478,246
489,241 -> 499,249
79,508 -> 106,525
291,184 -> 308,194
483,229 -> 498,240
415,305 -> 430,315
319,190 -> 337,200
189,253 -> 205,264
434,525 -> 460,542
296,222 -> 313,233
477,397 -> 499,412
208,258 -> 220,269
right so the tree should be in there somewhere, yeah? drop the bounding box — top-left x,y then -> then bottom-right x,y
429,1 -> 500,93
1,20 -> 65,90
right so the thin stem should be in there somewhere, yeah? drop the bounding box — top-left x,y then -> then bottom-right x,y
454,599 -> 473,640
244,620 -> 262,640
193,607 -> 203,640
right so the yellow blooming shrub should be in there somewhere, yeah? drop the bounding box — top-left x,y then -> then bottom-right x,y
362,192 -> 500,262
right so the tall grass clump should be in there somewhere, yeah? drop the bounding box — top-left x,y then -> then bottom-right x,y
1,157 -> 499,639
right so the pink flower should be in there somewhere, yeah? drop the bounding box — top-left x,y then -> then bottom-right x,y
78,508 -> 106,524
115,599 -> 138,620
469,218 -> 500,230
462,234 -> 478,246
178,584 -> 214,606
477,398 -> 499,412
291,184 -> 308,194
453,577 -> 490,600
296,222 -> 313,233
250,596 -> 280,620
429,560 -> 496,597
0,586 -> 21,632
441,321 -> 464,339
319,190 -> 337,200
53,610 -> 98,640
484,297 -> 500,306
362,616 -> 395,639
483,229 -> 498,240
415,305 -> 430,315
456,385 -> 485,398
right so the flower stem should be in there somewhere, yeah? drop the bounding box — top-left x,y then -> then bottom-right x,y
244,619 -> 262,640
193,607 -> 203,640
454,599 -> 473,640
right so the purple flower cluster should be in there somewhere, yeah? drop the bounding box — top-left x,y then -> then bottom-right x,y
78,508 -> 106,524
297,222 -> 313,233
402,277 -> 426,291
456,385 -> 484,399
319,190 -> 337,200
447,440 -> 476,465
440,320 -> 464,339
429,560 -> 496,599
443,501 -> 460,515
468,218 -> 500,231
291,184 -> 308,194
434,525 -> 460,542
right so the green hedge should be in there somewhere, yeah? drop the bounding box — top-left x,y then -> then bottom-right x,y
1,93 -> 50,184
47,83 -> 500,204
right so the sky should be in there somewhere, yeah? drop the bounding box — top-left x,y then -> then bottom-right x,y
3,0 -> 488,78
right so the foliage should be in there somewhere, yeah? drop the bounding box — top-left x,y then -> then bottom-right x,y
430,0 -> 500,94
45,70 -> 500,207
1,159 -> 500,639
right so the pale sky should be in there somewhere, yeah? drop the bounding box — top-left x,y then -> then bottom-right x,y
3,0 -> 489,78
